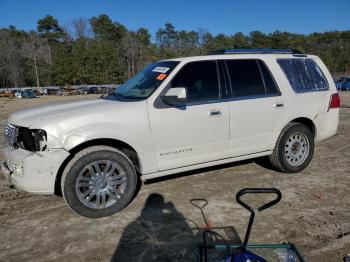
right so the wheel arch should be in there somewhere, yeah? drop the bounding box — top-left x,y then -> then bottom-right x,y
271,117 -> 317,152
289,117 -> 316,138
54,138 -> 141,196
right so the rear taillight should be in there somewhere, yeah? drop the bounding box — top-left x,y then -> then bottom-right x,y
329,93 -> 340,110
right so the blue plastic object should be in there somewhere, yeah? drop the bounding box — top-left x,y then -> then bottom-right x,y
227,250 -> 267,262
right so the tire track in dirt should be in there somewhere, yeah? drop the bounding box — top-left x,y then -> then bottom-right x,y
0,198 -> 65,219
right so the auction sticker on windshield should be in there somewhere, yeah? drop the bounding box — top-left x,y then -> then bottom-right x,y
156,73 -> 167,80
152,67 -> 170,73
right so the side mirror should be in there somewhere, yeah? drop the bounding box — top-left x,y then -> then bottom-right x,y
161,87 -> 187,106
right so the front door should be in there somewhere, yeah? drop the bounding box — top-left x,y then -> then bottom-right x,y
148,60 -> 230,171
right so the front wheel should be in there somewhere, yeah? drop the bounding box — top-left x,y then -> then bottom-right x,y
61,146 -> 138,218
269,123 -> 314,173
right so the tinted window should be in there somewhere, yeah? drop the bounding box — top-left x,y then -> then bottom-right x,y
171,61 -> 219,103
277,58 -> 329,93
258,60 -> 279,95
225,60 -> 278,97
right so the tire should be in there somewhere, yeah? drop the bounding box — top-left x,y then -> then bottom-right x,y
61,146 -> 138,218
269,122 -> 314,173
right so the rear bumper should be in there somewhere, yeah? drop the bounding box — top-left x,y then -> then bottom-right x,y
1,147 -> 69,194
314,109 -> 339,142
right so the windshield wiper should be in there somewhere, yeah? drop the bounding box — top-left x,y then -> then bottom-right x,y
112,93 -> 125,99
111,93 -> 144,101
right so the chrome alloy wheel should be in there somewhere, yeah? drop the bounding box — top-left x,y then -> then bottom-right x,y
75,160 -> 127,209
284,132 -> 309,166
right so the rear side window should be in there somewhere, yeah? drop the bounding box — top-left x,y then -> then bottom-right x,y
225,59 -> 279,98
277,58 -> 329,93
171,61 -> 219,103
258,60 -> 279,95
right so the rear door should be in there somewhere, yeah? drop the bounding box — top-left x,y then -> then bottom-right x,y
225,59 -> 287,157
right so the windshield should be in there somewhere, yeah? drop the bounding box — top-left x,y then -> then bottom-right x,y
111,61 -> 179,101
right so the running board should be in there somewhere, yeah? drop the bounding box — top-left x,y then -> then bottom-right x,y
141,150 -> 272,181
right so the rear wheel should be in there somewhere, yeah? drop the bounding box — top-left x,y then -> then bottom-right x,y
61,146 -> 138,218
269,123 -> 314,173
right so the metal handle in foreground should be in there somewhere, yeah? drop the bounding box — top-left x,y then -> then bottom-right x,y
236,188 -> 282,248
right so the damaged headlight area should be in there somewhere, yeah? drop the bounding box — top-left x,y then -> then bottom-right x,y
4,123 -> 47,151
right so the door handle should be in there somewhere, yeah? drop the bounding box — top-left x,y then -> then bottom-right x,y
274,102 -> 284,108
209,110 -> 222,117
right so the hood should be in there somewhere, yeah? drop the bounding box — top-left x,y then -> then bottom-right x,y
8,97 -> 125,127
7,96 -> 150,151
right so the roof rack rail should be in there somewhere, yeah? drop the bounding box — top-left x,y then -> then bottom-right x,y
211,48 -> 304,55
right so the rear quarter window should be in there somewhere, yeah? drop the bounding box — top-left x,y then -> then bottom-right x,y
277,58 -> 329,93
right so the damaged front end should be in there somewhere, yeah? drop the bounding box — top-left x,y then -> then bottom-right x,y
4,123 -> 47,152
2,123 -> 69,194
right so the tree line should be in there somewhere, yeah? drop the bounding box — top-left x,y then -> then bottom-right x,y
0,14 -> 349,88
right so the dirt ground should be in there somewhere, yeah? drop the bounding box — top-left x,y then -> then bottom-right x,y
0,93 -> 349,262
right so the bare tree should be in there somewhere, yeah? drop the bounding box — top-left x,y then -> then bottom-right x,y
73,17 -> 90,39
29,33 -> 40,87
198,28 -> 210,55
63,18 -> 91,40
61,24 -> 74,43
21,32 -> 50,87
0,31 -> 22,87
122,32 -> 138,77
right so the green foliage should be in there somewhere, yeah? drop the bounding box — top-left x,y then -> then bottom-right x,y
0,16 -> 349,88
90,14 -> 126,42
37,15 -> 64,42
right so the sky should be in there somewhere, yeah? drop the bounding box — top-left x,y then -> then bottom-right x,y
0,0 -> 349,39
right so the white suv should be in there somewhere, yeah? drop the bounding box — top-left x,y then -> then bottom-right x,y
1,49 -> 339,218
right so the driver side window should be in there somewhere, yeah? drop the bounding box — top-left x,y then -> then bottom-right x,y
170,61 -> 219,103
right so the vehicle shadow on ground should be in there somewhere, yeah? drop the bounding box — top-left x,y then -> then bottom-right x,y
111,194 -> 242,262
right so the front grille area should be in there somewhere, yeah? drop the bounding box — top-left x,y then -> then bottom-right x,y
4,123 -> 18,148
4,123 -> 47,151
